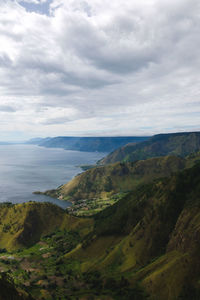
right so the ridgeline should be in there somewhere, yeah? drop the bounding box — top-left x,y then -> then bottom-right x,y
99,131 -> 200,164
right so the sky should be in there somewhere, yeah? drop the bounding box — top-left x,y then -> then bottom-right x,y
0,0 -> 200,140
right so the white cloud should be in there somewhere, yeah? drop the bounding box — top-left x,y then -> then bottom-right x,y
0,0 -> 199,140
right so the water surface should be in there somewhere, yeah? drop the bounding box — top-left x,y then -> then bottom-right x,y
0,145 -> 106,208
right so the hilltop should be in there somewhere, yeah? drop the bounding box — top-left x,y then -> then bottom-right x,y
0,202 -> 93,250
99,131 -> 200,164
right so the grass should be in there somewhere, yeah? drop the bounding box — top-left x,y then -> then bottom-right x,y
0,228 -> 148,300
0,229 -> 83,299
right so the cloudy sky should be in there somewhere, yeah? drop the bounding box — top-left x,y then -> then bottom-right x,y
0,0 -> 200,140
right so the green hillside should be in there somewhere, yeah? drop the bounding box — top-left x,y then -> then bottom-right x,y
63,162 -> 200,299
99,131 -> 200,164
59,155 -> 185,200
0,202 -> 93,250
42,152 -> 200,216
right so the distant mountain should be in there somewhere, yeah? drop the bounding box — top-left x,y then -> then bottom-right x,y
26,136 -> 150,152
99,131 -> 200,164
26,137 -> 52,145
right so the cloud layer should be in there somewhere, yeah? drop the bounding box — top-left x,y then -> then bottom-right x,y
0,0 -> 199,140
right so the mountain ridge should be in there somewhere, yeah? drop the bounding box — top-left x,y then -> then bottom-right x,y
27,136 -> 150,153
42,152 -> 200,215
99,131 -> 200,164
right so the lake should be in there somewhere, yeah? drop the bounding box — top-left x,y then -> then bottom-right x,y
0,144 -> 106,209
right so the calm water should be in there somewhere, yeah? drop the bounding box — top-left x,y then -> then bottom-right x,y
0,145 -> 106,209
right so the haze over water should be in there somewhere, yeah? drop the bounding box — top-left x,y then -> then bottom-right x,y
0,144 -> 106,208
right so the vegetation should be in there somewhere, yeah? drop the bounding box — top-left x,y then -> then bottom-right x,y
1,159 -> 200,299
0,272 -> 34,300
41,153 -> 200,216
58,155 -> 186,201
0,202 -> 93,250
67,192 -> 128,216
3,132 -> 200,299
99,131 -> 200,164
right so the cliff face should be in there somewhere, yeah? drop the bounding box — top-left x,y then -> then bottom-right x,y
99,131 -> 200,164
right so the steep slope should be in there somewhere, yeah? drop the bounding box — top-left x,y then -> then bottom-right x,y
27,136 -> 149,152
45,154 -> 197,203
64,162 -> 200,299
131,166 -> 200,300
0,202 -> 93,250
99,131 -> 200,164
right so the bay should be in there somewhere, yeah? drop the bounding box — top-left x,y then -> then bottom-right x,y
0,144 -> 106,208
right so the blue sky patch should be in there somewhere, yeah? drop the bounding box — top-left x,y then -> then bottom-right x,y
19,0 -> 52,15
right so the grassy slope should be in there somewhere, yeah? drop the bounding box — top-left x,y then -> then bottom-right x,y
46,152 -> 200,206
64,162 -> 200,299
99,131 -> 200,165
50,155 -> 186,202
0,202 -> 93,250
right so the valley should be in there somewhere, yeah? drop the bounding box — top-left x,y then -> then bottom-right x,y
1,131 -> 200,299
